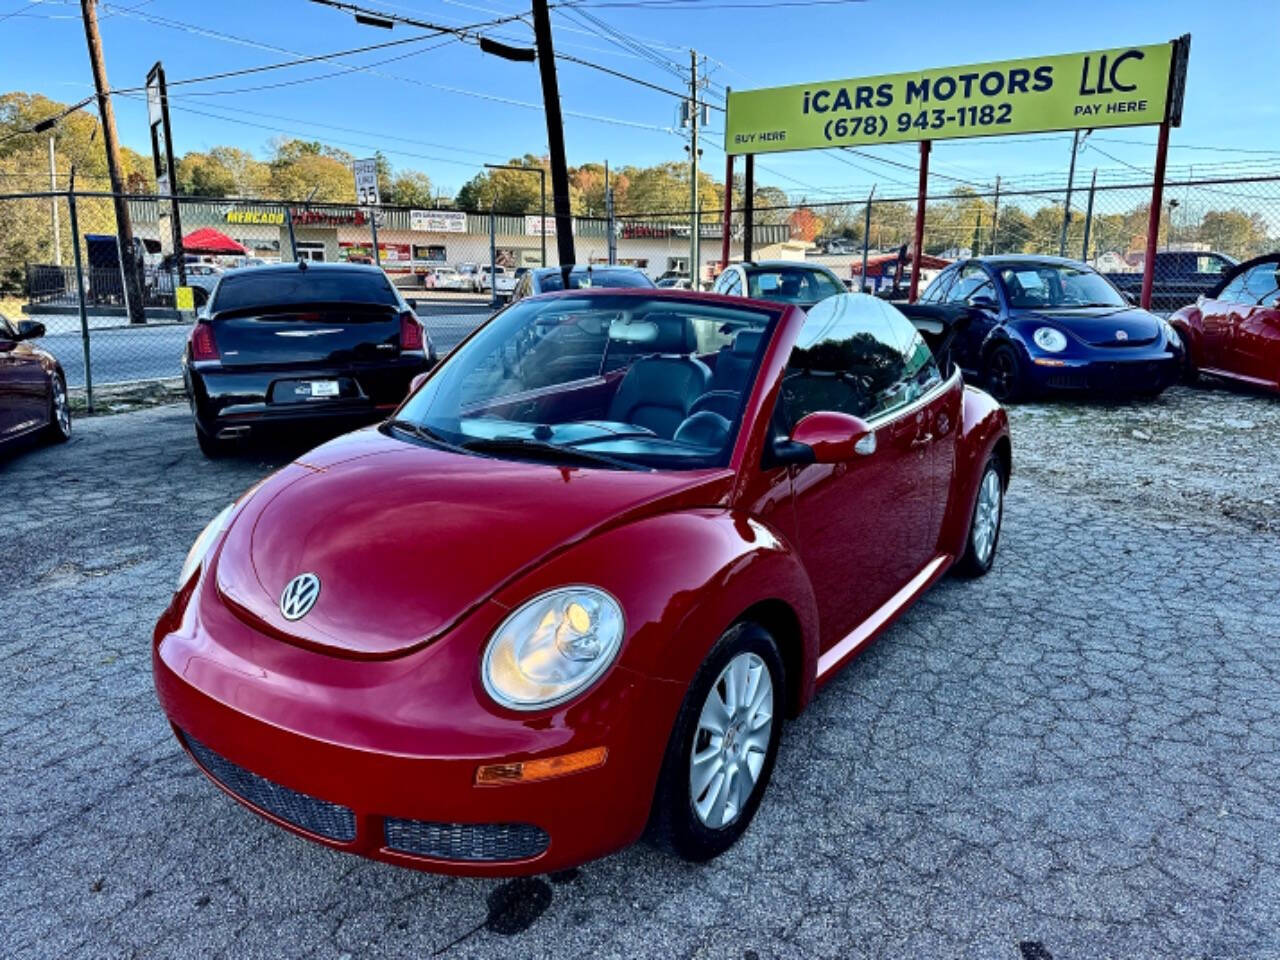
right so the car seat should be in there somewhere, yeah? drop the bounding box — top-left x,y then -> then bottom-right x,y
606,313 -> 710,438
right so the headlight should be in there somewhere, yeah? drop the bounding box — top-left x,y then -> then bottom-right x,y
1162,320 -> 1182,349
482,587 -> 625,710
177,504 -> 233,588
1032,327 -> 1068,353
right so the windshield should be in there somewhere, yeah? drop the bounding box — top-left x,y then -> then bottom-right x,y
746,266 -> 844,304
394,293 -> 777,470
212,270 -> 398,312
536,268 -> 654,292
998,264 -> 1126,309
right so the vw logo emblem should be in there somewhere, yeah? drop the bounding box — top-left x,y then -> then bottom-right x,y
1115,329 -> 1129,341
279,573 -> 321,621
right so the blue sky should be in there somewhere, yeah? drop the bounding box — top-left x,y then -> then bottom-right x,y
2,0 -> 1278,199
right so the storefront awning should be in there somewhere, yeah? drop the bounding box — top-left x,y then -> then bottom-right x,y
182,227 -> 249,255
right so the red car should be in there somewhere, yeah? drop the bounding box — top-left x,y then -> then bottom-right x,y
153,289 -> 1011,875
1170,253 -> 1280,392
0,314 -> 71,453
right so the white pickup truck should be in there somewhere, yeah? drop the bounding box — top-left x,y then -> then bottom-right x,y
480,265 -> 518,299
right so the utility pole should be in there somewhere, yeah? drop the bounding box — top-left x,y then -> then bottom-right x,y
1059,129 -> 1090,258
605,160 -> 616,265
530,0 -> 575,267
688,49 -> 699,286
1080,168 -> 1098,263
48,137 -> 61,265
990,176 -> 1001,255
81,0 -> 146,324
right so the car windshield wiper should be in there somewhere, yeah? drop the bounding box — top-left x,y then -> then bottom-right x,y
461,435 -> 647,471
382,418 -> 469,454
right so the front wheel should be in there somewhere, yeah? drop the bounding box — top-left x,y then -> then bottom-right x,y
985,343 -> 1027,403
955,454 -> 1005,578
647,622 -> 784,862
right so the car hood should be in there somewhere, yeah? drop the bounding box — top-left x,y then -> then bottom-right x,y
1011,306 -> 1161,346
213,428 -> 733,659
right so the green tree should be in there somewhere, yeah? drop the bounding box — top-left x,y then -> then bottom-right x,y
177,151 -> 237,197
1196,209 -> 1269,259
267,139 -> 355,202
385,170 -> 435,207
208,146 -> 270,196
455,155 -> 550,213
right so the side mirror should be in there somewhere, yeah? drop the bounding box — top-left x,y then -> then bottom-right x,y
409,372 -> 430,394
16,320 -> 46,341
1123,291 -> 1138,306
968,295 -> 998,312
775,411 -> 875,465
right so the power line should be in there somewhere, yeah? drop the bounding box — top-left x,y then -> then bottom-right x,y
560,0 -> 868,7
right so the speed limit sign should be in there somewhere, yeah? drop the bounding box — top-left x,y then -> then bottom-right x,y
353,157 -> 380,208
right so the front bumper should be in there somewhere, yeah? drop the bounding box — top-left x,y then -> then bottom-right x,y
1024,345 -> 1181,394
152,565 -> 682,876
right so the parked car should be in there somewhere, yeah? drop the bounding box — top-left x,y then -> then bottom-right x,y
154,289 -> 1010,875
456,262 -> 483,292
1169,253 -> 1280,393
906,255 -> 1184,401
152,259 -> 223,307
478,265 -> 518,299
1104,250 -> 1237,313
0,313 -> 70,452
426,266 -> 471,292
182,262 -> 436,457
507,264 -> 655,302
656,276 -> 692,290
711,261 -> 846,309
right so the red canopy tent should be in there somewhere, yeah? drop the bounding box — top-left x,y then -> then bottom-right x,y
850,251 -> 951,278
181,227 -> 248,256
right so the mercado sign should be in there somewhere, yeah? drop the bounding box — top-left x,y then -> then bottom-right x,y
725,41 -> 1187,155
225,210 -> 285,226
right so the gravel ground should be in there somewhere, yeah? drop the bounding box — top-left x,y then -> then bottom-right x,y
1,383 -> 1278,959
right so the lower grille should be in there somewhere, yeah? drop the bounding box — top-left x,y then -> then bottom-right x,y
181,730 -> 357,843
384,819 -> 549,862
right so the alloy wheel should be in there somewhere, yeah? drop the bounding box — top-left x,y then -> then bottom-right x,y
971,467 -> 1002,565
689,652 -> 774,829
989,350 -> 1017,401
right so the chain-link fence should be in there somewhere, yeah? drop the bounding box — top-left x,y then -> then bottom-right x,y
2,176 -> 1278,408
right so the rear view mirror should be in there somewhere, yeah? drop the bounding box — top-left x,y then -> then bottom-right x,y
16,320 -> 46,340
775,411 -> 875,465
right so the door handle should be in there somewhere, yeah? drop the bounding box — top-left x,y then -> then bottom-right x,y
910,433 -> 933,449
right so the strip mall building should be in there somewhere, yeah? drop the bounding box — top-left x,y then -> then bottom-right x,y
128,200 -> 795,285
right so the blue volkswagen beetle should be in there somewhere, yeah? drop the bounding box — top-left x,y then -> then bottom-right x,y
905,255 -> 1184,401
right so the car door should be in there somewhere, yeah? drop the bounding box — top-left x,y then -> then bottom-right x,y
1228,261 -> 1280,385
941,262 -> 999,374
780,297 -> 944,649
1200,269 -> 1249,370
0,316 -> 49,438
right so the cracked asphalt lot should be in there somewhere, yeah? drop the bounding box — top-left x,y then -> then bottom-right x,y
2,382 -> 1278,959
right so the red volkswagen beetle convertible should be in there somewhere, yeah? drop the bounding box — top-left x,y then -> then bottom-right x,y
153,289 -> 1010,875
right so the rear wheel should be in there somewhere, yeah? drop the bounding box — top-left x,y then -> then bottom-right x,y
45,372 -> 71,443
647,622 -> 784,862
955,454 -> 1005,578
1180,340 -> 1199,385
985,344 -> 1026,403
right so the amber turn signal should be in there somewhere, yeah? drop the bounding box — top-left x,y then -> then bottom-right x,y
476,746 -> 608,785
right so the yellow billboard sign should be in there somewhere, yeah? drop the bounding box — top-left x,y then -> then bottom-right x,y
175,286 -> 195,311
725,42 -> 1180,155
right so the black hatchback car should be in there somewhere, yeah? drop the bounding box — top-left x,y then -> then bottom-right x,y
183,262 -> 436,457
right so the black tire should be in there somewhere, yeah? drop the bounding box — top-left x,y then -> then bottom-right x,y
955,453 -> 1005,578
45,372 -> 71,444
985,343 -> 1027,403
195,424 -> 230,459
1180,342 -> 1199,385
647,621 -> 785,862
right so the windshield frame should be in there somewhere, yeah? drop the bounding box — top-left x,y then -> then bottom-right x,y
392,289 -> 784,472
995,262 -> 1128,310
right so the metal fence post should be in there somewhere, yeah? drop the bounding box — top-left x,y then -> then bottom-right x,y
606,183 -> 617,266
285,206 -> 297,262
489,202 -> 498,310
66,178 -> 93,414
990,176 -> 1001,255
1080,169 -> 1098,263
370,208 -> 381,266
860,185 -> 875,292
